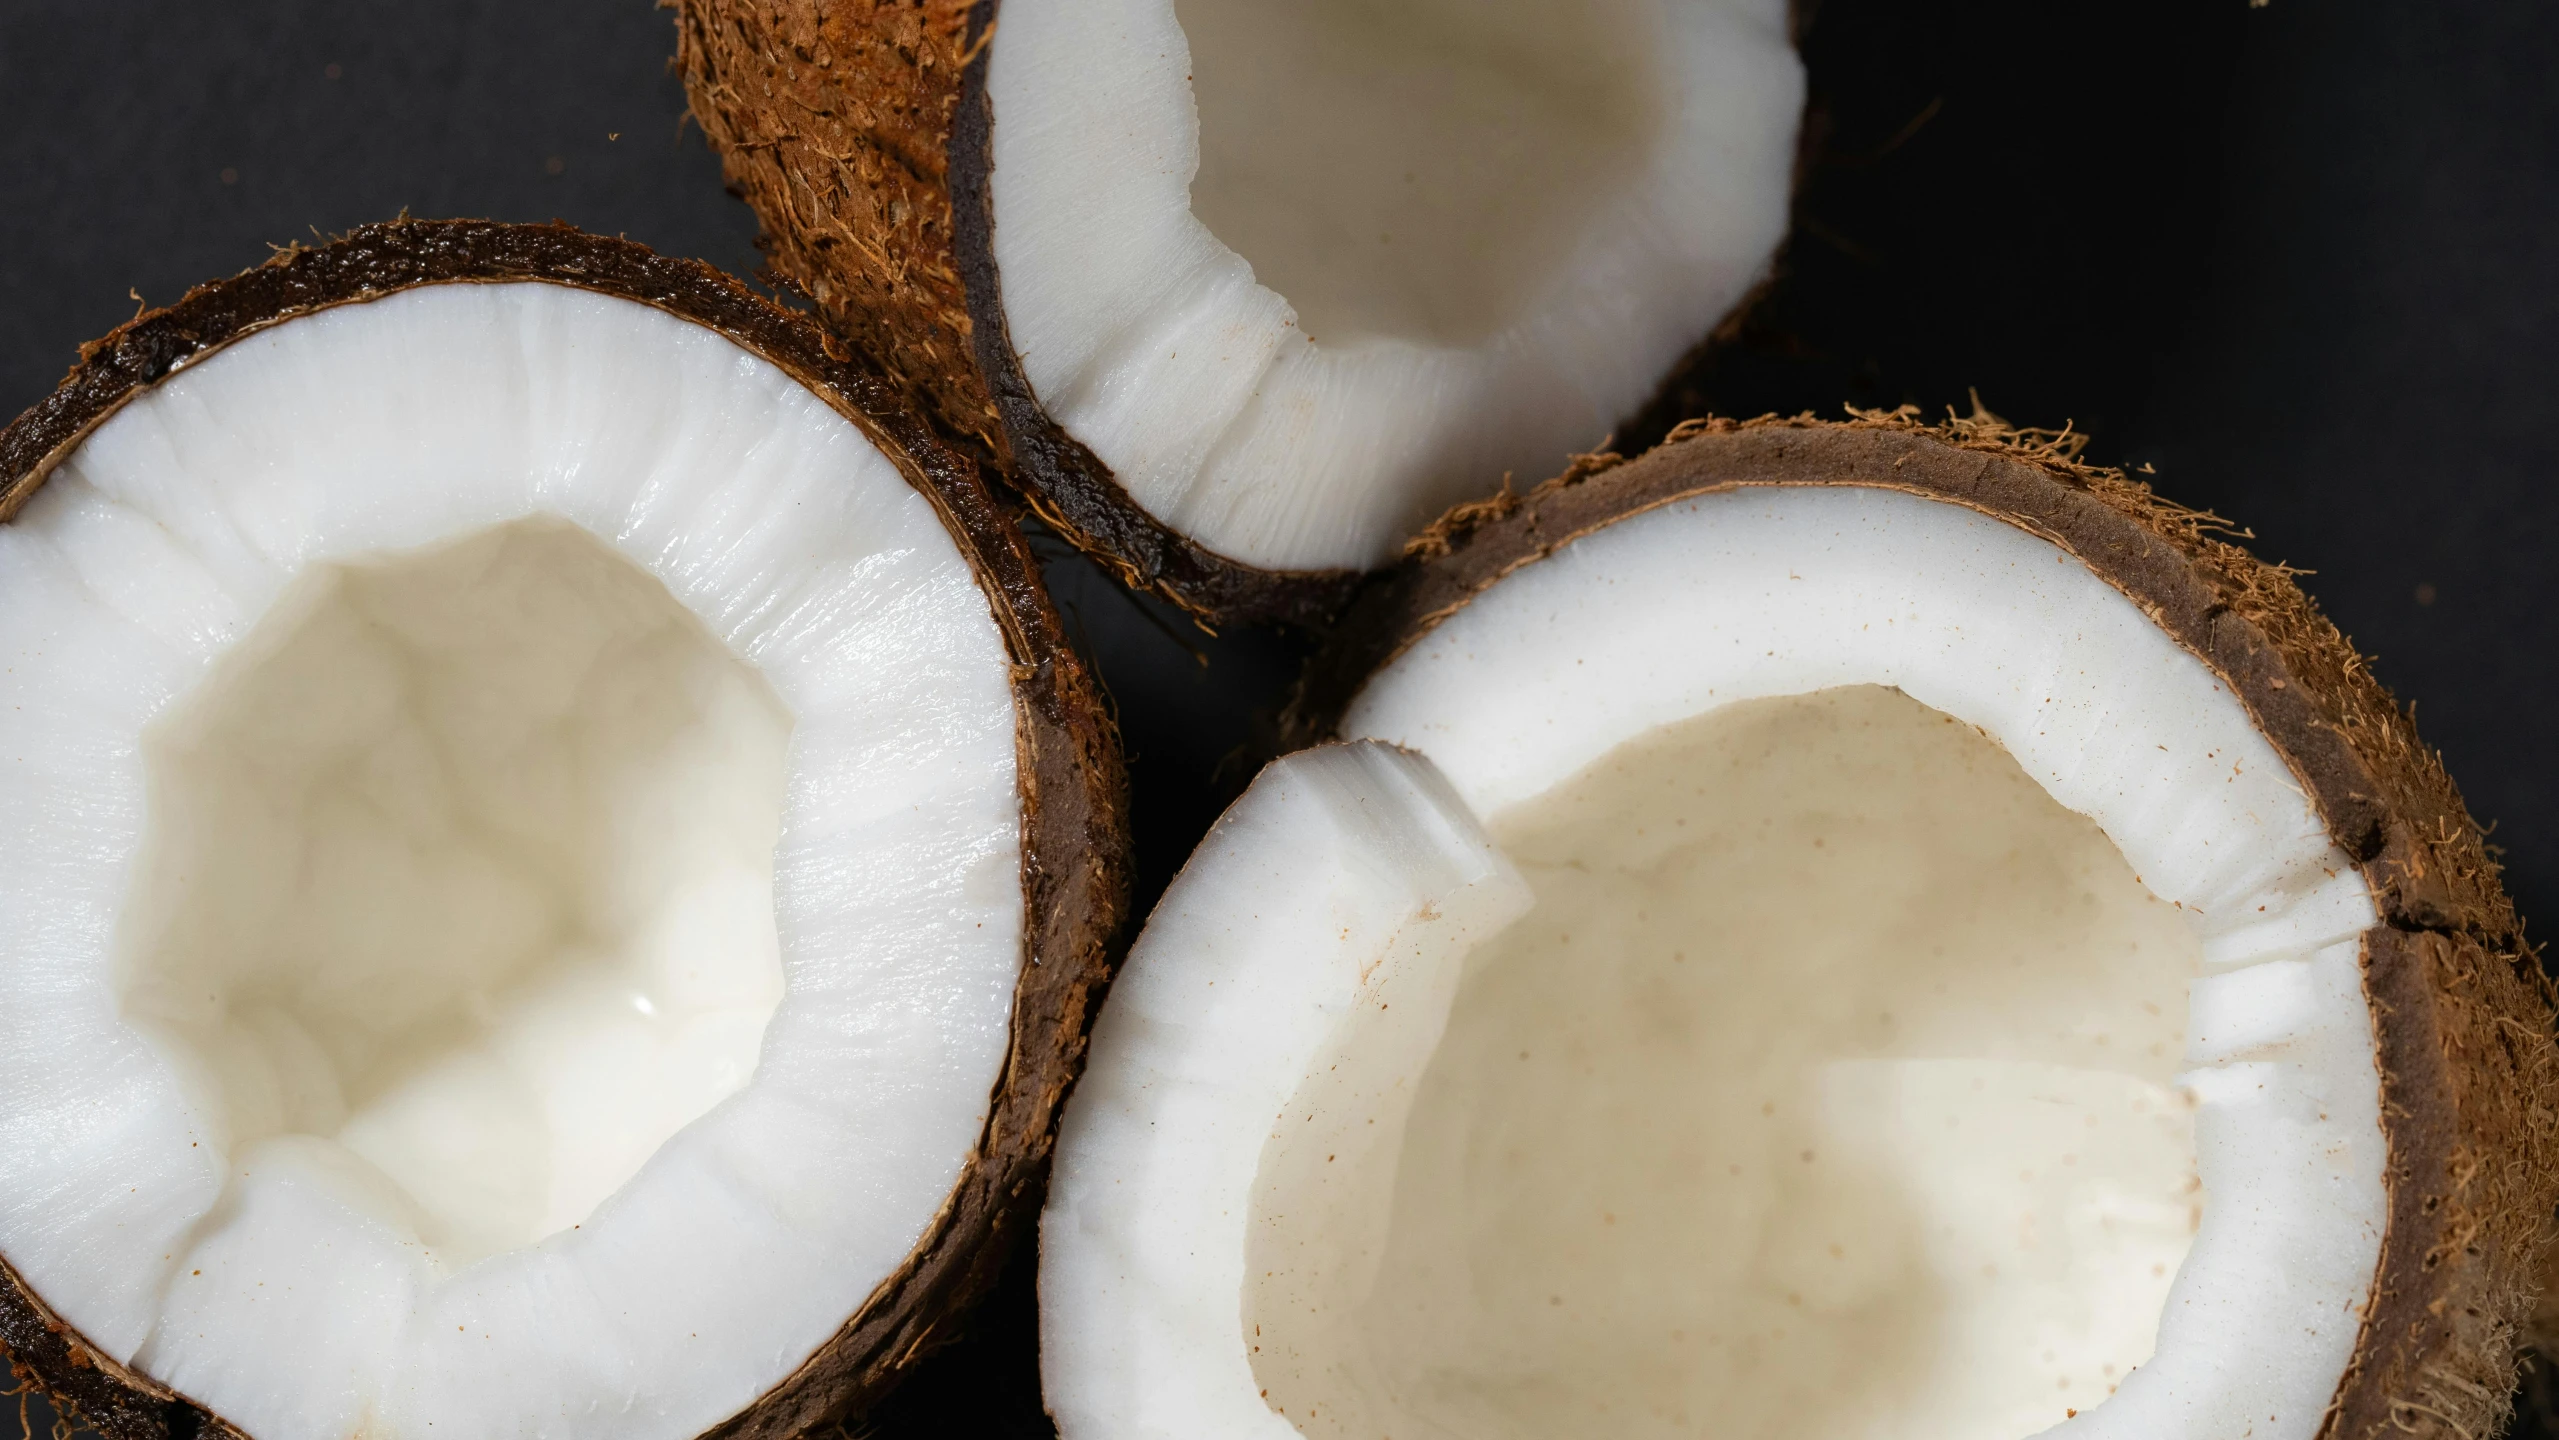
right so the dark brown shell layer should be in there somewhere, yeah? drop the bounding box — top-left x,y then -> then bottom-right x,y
0,217 -> 1132,1440
1286,411 -> 2559,1440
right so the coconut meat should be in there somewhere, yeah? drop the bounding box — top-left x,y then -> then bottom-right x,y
1041,742 -> 1534,1439
116,517 -> 793,1270
1043,486 -> 2387,1440
0,282 -> 1024,1440
986,0 -> 1801,571
1251,689 -> 2205,1440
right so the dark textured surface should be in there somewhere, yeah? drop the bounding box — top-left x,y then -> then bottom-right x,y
3,0 -> 2555,1436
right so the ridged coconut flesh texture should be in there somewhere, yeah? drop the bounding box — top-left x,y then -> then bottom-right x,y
0,225 -> 1126,1440
675,0 -> 1800,620
122,517 -> 799,1273
1041,421 -> 2559,1440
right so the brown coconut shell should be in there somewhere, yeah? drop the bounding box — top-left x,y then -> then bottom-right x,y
0,218 -> 1132,1440
1284,411 -> 2559,1440
669,0 -> 1796,630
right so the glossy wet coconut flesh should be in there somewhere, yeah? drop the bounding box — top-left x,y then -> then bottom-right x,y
1249,688 -> 2202,1440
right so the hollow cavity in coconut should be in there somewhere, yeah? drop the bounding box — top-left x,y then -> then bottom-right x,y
673,0 -> 1802,624
0,220 -> 1128,1440
1042,416 -> 2559,1440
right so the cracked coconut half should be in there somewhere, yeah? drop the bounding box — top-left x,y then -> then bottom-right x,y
0,220 -> 1127,1440
674,0 -> 1803,623
1041,415 -> 2559,1440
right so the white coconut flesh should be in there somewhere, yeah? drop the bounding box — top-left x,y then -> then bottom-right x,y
1042,485 -> 2388,1440
0,282 -> 1026,1439
985,0 -> 1802,572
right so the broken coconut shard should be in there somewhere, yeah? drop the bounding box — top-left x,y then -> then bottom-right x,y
673,0 -> 1802,627
1044,415 -> 2559,1440
0,219 -> 1129,1440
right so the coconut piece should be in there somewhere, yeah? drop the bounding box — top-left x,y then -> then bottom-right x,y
1041,741 -> 1533,1435
671,0 -> 1802,624
1045,413 -> 2559,1440
0,219 -> 1128,1440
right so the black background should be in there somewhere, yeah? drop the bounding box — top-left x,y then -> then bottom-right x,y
2,0 -> 2554,1435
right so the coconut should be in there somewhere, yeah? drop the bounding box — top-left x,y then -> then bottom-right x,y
1041,412 -> 2559,1440
671,0 -> 1803,625
0,218 -> 1128,1440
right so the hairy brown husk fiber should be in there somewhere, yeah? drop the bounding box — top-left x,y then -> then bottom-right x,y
0,218 -> 1132,1440
1286,410 -> 2559,1440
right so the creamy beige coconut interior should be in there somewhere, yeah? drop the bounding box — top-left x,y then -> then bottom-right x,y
985,0 -> 1802,570
116,518 -> 791,1269
1175,0 -> 1667,347
0,280 -> 1028,1440
1041,485 -> 2387,1440
1248,688 -> 2200,1440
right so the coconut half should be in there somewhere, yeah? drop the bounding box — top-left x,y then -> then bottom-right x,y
1042,414 -> 2559,1440
0,219 -> 1128,1440
672,0 -> 1803,624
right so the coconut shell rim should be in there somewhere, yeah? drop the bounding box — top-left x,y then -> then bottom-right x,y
0,216 -> 1133,1440
1281,409 -> 2559,1440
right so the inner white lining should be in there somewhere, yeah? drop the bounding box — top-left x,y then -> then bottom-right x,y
1039,483 -> 2384,1440
0,283 -> 1023,1440
987,0 -> 1802,571
1344,486 -> 2384,1440
1251,688 -> 2205,1440
1042,742 -> 1531,1440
